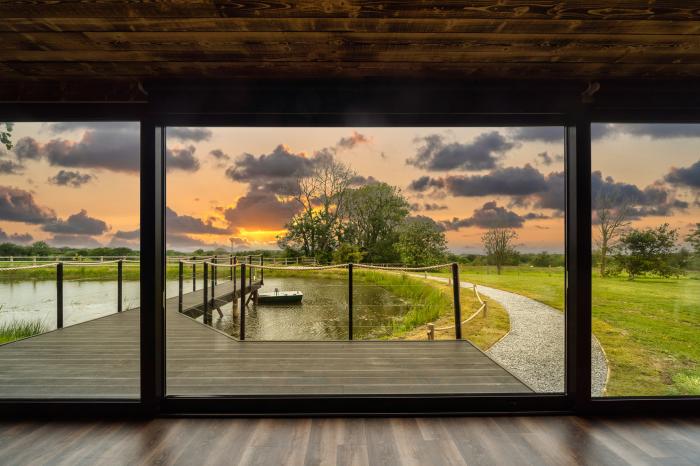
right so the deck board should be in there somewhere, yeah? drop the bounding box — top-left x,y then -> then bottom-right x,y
0,281 -> 531,398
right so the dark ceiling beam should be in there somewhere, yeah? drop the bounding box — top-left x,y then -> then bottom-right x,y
2,18 -> 700,35
1,1 -> 699,20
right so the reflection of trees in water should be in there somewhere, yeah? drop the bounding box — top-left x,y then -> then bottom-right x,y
215,275 -> 411,341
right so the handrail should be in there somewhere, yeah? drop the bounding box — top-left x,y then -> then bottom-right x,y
355,263 -> 453,271
428,283 -> 487,340
248,263 -> 349,271
0,259 -> 126,330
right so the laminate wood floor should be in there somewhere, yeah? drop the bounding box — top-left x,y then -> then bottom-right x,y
0,416 -> 697,465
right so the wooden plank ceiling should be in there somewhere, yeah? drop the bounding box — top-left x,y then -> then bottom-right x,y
1,1 -> 700,101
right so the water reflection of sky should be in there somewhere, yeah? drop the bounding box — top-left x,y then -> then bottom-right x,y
1,276 -> 412,340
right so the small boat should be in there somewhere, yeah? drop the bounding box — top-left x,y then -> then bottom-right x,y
257,288 -> 303,304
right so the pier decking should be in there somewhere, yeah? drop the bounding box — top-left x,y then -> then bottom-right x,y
0,280 -> 531,398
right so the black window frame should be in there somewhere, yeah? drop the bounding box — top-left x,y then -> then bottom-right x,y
0,81 -> 697,417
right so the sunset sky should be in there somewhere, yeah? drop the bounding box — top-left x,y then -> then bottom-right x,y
0,122 -> 698,253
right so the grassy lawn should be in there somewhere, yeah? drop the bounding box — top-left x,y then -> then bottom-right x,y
435,265 -> 699,396
397,276 -> 510,350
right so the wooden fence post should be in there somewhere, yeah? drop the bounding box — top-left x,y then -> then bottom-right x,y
427,323 -> 435,341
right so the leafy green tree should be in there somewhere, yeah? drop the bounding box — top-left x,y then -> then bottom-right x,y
27,241 -> 52,256
278,210 -> 323,258
686,224 -> 700,270
687,223 -> 700,256
332,243 -> 365,264
0,242 -> 26,256
395,216 -> 447,266
481,227 -> 518,275
532,251 -> 553,267
344,182 -> 410,262
1,122 -> 13,150
614,223 -> 679,279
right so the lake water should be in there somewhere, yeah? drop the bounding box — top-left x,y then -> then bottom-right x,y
0,276 -> 412,340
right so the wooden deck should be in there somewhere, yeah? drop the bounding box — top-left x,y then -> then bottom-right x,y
0,281 -> 530,398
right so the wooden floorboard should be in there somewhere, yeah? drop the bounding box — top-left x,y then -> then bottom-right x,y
0,416 -> 698,466
0,283 -> 530,398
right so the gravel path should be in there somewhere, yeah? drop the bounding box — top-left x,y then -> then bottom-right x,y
425,276 -> 608,395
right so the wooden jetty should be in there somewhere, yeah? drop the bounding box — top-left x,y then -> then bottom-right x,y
0,260 -> 531,398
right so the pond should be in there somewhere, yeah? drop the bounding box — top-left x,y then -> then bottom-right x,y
202,275 -> 412,340
0,276 -> 413,340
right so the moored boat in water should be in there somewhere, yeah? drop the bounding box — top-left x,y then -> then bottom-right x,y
257,289 -> 303,304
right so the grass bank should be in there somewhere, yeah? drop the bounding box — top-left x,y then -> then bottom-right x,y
262,267 -> 509,348
0,320 -> 47,345
395,275 -> 509,350
437,265 -> 699,396
0,262 -> 185,281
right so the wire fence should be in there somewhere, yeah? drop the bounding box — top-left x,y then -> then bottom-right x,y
178,261 -> 467,341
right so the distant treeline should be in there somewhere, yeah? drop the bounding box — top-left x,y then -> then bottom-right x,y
0,241 -> 291,259
0,241 -> 138,258
450,251 -> 565,268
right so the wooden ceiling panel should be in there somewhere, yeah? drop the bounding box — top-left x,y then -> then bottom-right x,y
0,1 -> 699,101
1,1 -> 699,20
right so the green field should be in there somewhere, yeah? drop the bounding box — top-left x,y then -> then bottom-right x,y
442,265 -> 700,397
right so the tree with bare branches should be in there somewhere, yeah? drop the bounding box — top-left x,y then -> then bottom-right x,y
595,192 -> 631,277
481,227 -> 518,275
279,156 -> 355,262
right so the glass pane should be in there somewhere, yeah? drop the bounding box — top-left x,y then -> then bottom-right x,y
165,127 -> 564,396
592,123 -> 700,397
0,122 -> 140,399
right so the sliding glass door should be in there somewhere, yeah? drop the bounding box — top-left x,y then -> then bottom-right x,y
162,126 -> 567,397
0,122 -> 140,399
591,123 -> 700,398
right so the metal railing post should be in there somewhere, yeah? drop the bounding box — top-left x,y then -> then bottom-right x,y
192,256 -> 196,292
233,256 -> 237,291
203,261 -> 210,325
178,260 -> 183,313
248,255 -> 252,290
240,263 -> 246,340
452,262 -> 462,340
348,263 -> 353,340
117,259 -> 123,313
229,254 -> 233,281
211,258 -> 216,300
260,255 -> 264,284
56,262 -> 63,329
